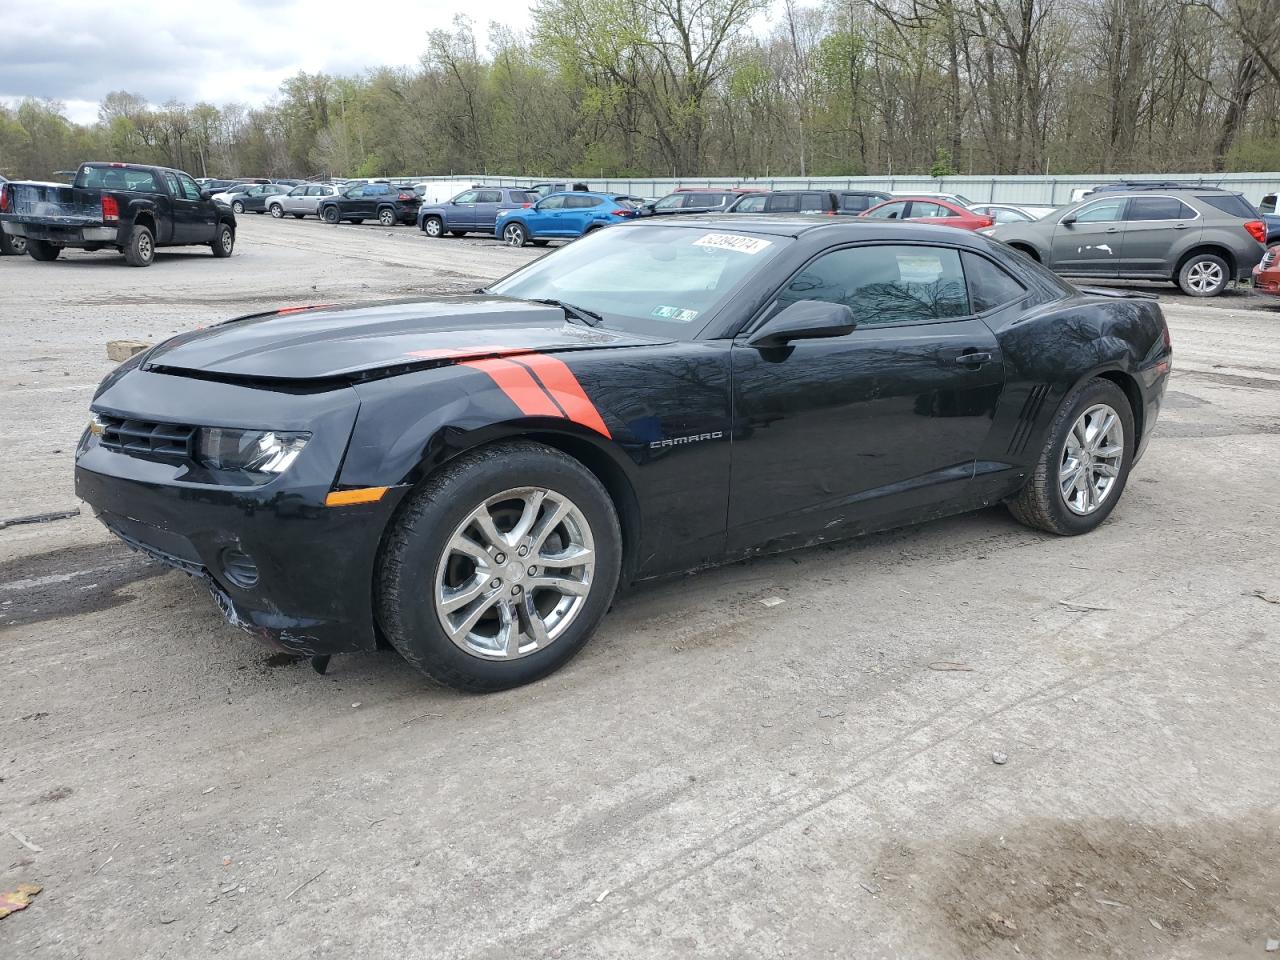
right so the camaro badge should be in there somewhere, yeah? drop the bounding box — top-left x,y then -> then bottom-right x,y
650,431 -> 724,449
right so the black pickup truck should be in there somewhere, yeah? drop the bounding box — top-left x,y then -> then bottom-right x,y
0,162 -> 237,266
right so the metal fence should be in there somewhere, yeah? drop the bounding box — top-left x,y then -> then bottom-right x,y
390,172 -> 1280,205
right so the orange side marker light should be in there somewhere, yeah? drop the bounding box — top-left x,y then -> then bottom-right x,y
325,487 -> 388,507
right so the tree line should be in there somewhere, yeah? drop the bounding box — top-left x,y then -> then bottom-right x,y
2,0 -> 1278,183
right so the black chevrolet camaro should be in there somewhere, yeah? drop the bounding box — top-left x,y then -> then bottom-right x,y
75,218 -> 1171,691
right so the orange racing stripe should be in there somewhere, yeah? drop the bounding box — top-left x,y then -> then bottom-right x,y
459,357 -> 563,418
509,353 -> 612,438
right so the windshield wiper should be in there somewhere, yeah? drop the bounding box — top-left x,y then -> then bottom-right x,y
529,298 -> 603,327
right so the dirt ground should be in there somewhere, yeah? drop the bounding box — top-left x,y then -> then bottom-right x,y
1,216 -> 1278,959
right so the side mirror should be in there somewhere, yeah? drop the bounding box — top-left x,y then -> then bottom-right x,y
200,189 -> 212,200
747,299 -> 857,348
1061,215 -> 1076,226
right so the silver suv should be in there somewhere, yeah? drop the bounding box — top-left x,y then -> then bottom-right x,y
986,190 -> 1267,297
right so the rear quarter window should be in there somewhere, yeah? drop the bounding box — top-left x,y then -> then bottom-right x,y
963,252 -> 1028,312
1197,193 -> 1258,219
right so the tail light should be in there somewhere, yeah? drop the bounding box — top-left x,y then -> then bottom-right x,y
397,192 -> 414,201
610,209 -> 633,217
102,195 -> 119,222
0,184 -> 8,212
1245,220 -> 1267,244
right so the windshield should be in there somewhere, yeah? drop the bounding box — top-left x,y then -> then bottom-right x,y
490,224 -> 788,340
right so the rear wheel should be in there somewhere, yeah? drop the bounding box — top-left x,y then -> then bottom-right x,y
124,226 -> 155,267
269,203 -> 284,218
378,207 -> 396,227
1177,253 -> 1229,297
377,441 -> 621,692
503,222 -> 528,247
1008,378 -> 1134,535
1,233 -> 27,256
27,239 -> 60,261
422,217 -> 443,237
211,223 -> 234,258
322,206 -> 339,224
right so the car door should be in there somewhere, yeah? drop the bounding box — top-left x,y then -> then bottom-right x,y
447,190 -> 479,230
163,172 -> 201,243
1118,195 -> 1199,276
1049,197 -> 1127,276
529,194 -> 568,236
176,172 -> 216,241
727,242 -> 1005,552
560,194 -> 601,234
471,189 -> 503,232
281,185 -> 307,214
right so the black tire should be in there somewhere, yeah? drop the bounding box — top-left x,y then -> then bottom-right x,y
450,230 -> 467,238
231,200 -> 245,214
503,222 -> 528,247
377,207 -> 396,227
124,226 -> 155,267
321,205 -> 339,224
422,216 -> 443,238
1177,252 -> 1229,297
1008,377 -> 1135,536
211,222 -> 234,258
376,440 -> 622,692
1,233 -> 28,256
269,203 -> 284,218
27,239 -> 60,261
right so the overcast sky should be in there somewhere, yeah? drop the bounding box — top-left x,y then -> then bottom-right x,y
0,0 -> 543,124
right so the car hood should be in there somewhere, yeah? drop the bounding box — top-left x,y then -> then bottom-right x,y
143,296 -> 665,381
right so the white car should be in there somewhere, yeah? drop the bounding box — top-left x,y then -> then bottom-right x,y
267,183 -> 343,219
969,202 -> 1058,224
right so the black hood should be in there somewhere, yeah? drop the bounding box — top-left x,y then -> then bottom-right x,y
144,296 -> 663,381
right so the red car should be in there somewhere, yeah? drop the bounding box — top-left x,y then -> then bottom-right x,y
860,196 -> 994,231
1252,245 -> 1280,294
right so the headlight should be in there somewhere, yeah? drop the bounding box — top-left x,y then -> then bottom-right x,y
195,428 -> 310,475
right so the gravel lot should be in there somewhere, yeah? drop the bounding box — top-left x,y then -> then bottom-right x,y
2,216 -> 1278,959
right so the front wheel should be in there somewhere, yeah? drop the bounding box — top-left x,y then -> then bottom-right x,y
269,204 -> 284,218
321,206 -> 339,224
378,207 -> 396,227
124,226 -> 155,267
1177,253 -> 1229,297
1008,378 -> 1134,535
377,441 -> 621,692
231,200 -> 245,214
503,222 -> 528,247
422,217 -> 443,237
27,239 -> 60,261
211,223 -> 234,258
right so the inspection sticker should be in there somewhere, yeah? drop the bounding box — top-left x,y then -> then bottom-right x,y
651,305 -> 700,323
692,233 -> 772,255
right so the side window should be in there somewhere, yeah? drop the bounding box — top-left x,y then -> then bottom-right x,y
565,195 -> 599,208
907,201 -> 946,219
840,194 -> 873,212
736,195 -> 767,212
766,194 -> 802,213
178,174 -> 202,201
476,190 -> 502,203
1073,199 -> 1126,223
777,244 -> 970,325
536,195 -> 567,210
799,193 -> 826,212
653,194 -> 684,210
1126,197 -> 1195,221
992,207 -> 1031,223
963,252 -> 1028,312
305,186 -> 325,196
866,201 -> 908,220
289,186 -> 307,196
453,190 -> 478,204
163,172 -> 182,196
362,185 -> 383,197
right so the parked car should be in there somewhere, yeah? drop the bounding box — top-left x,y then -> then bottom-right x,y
893,191 -> 976,207
413,179 -> 484,204
418,187 -> 537,238
728,189 -> 892,215
213,183 -> 288,214
644,188 -> 761,216
861,197 -> 994,230
267,183 -> 343,219
318,182 -> 422,226
530,181 -> 570,198
1251,244 -> 1280,295
0,161 -> 236,266
970,203 -> 1057,224
986,190 -> 1267,297
73,217 -> 1170,691
0,175 -> 24,255
495,192 -> 640,245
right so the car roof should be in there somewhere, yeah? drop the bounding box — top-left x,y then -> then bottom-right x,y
625,214 -> 992,244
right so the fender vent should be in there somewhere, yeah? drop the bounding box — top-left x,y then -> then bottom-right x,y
1008,383 -> 1050,456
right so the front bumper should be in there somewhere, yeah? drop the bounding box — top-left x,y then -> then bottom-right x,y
74,368 -> 403,656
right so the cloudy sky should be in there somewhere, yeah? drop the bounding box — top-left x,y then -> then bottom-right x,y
0,0 -> 541,124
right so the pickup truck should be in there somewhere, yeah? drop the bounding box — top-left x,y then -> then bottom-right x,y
0,162 -> 237,266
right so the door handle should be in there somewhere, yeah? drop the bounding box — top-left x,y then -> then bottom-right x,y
1173,223 -> 1188,229
1105,227 -> 1119,233
954,350 -> 993,367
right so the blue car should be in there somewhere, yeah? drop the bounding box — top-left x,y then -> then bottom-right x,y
418,187 -> 537,238
494,192 -> 640,246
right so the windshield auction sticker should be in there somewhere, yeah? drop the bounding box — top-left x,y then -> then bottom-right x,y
692,233 -> 773,255
651,305 -> 700,323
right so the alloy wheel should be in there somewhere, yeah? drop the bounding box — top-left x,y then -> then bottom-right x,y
424,218 -> 442,237
137,232 -> 153,262
434,486 -> 595,660
379,209 -> 395,226
220,228 -> 233,254
1186,260 -> 1224,294
504,224 -> 526,246
1059,403 -> 1124,515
